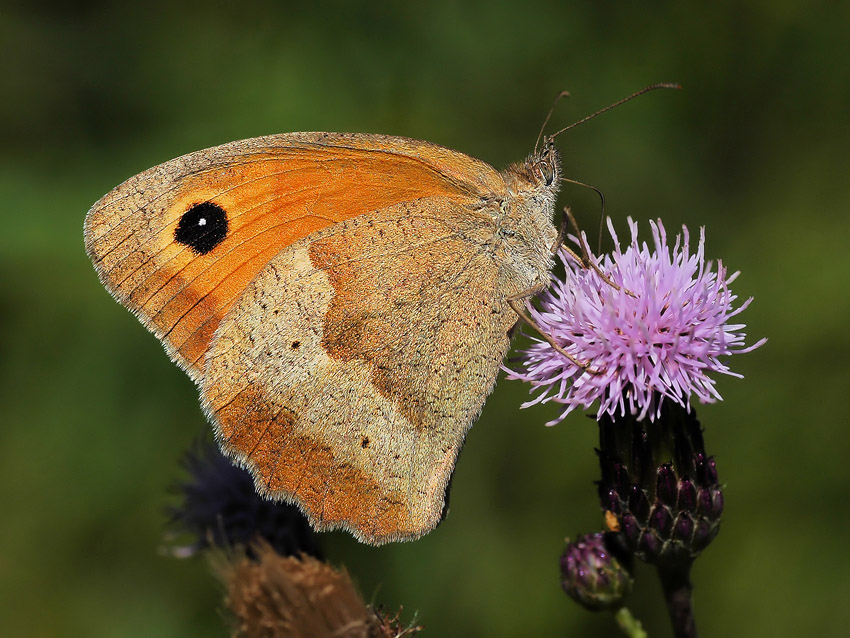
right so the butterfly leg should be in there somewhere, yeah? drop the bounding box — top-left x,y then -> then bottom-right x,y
558,206 -> 636,298
506,287 -> 600,375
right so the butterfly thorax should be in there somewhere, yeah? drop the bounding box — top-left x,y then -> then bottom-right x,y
495,140 -> 561,293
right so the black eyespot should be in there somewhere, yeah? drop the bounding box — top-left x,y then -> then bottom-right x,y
174,202 -> 228,254
361,437 -> 370,448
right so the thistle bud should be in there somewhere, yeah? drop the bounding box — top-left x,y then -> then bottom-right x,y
597,403 -> 723,564
560,532 -> 634,611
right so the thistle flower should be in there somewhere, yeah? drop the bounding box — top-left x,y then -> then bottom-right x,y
168,440 -> 320,559
597,403 -> 723,563
560,532 -> 634,611
506,217 -> 765,423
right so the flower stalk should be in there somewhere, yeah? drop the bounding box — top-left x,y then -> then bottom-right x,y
614,607 -> 648,638
656,559 -> 697,638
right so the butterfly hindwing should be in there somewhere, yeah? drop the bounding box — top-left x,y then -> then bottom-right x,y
202,196 -> 517,544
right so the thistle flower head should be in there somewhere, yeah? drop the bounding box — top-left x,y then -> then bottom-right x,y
507,218 -> 766,424
168,440 -> 320,559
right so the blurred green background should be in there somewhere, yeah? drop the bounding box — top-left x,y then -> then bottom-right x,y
2,1 -> 848,636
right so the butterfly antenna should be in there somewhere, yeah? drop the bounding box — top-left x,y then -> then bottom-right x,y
549,83 -> 681,141
534,90 -> 571,153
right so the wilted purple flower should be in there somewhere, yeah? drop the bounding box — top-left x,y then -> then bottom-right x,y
507,218 -> 765,423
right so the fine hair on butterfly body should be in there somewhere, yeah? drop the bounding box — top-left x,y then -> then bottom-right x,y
85,86 -> 674,545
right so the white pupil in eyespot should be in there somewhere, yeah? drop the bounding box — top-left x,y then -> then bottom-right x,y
198,218 -> 207,226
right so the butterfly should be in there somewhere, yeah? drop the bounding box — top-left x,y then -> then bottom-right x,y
84,86 -> 674,545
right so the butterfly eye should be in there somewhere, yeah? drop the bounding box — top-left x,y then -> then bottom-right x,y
174,202 -> 229,254
541,161 -> 556,186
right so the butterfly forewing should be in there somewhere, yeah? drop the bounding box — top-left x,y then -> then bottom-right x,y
84,133 -> 503,379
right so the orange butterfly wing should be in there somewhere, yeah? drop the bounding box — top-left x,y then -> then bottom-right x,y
84,133 -> 505,380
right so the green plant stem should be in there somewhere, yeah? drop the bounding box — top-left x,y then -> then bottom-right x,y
656,559 -> 697,638
614,607 -> 647,638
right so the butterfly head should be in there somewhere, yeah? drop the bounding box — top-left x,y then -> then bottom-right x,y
494,137 -> 562,291
502,136 -> 561,204
501,136 -> 561,211
530,136 -> 561,190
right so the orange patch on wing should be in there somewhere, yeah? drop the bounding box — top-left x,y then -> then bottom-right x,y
217,386 -> 413,540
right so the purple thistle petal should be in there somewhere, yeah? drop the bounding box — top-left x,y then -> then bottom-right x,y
505,218 -> 766,424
